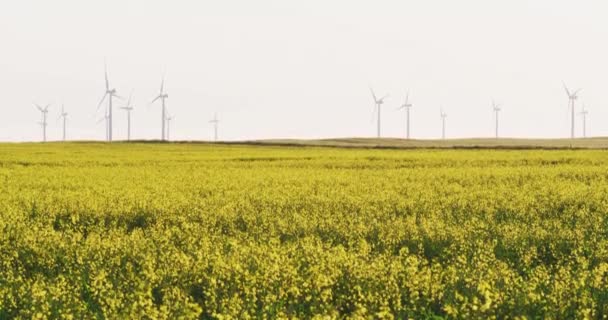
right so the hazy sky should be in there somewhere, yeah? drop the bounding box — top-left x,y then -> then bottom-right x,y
1,0 -> 607,142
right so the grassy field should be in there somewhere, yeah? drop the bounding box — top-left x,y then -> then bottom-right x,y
1,142 -> 608,318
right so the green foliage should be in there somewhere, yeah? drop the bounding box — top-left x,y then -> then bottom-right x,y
0,143 -> 608,318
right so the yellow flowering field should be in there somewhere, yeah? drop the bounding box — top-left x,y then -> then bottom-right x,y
1,143 -> 608,319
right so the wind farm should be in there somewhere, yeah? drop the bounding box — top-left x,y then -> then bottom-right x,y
19,62 -> 600,147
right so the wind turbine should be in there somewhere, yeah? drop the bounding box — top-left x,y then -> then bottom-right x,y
150,75 -> 169,141
34,103 -> 50,142
58,104 -> 68,141
166,113 -> 174,141
369,88 -> 389,138
579,105 -> 589,138
120,92 -> 134,141
492,100 -> 502,139
563,82 -> 581,139
209,113 -> 219,142
96,63 -> 121,142
440,107 -> 447,140
397,91 -> 413,139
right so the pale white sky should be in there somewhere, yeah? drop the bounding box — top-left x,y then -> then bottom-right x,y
1,0 -> 607,141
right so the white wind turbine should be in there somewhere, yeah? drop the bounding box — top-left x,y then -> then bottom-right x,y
369,88 -> 389,138
209,113 -> 219,142
440,107 -> 447,140
58,104 -> 68,141
492,100 -> 502,139
563,82 -> 581,139
34,103 -> 51,142
150,75 -> 169,141
120,92 -> 134,141
397,91 -> 413,139
579,105 -> 589,138
96,63 -> 121,142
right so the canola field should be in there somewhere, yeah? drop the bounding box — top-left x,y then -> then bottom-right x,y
1,143 -> 608,319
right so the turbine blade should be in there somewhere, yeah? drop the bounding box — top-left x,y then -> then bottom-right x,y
127,90 -> 133,108
34,103 -> 43,112
96,93 -> 108,111
150,95 -> 161,104
369,87 -> 378,102
104,63 -> 109,91
160,75 -> 165,94
562,81 -> 571,97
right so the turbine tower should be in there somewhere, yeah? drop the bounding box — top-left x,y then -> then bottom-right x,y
120,92 -> 134,141
34,103 -> 50,142
492,100 -> 502,139
369,88 -> 389,138
209,113 -> 219,142
579,105 -> 589,138
150,75 -> 169,141
440,108 -> 447,140
96,63 -> 121,142
563,82 -> 581,139
397,91 -> 413,139
166,114 -> 174,141
59,104 -> 68,141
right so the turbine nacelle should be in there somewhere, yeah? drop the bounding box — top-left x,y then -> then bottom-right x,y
369,87 -> 389,105
398,91 -> 412,110
563,82 -> 582,101
121,91 -> 135,111
209,113 -> 219,124
34,103 -> 51,113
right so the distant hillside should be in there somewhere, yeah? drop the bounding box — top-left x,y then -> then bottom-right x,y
230,137 -> 608,150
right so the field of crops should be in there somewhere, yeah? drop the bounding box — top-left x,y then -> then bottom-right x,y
1,143 -> 608,319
